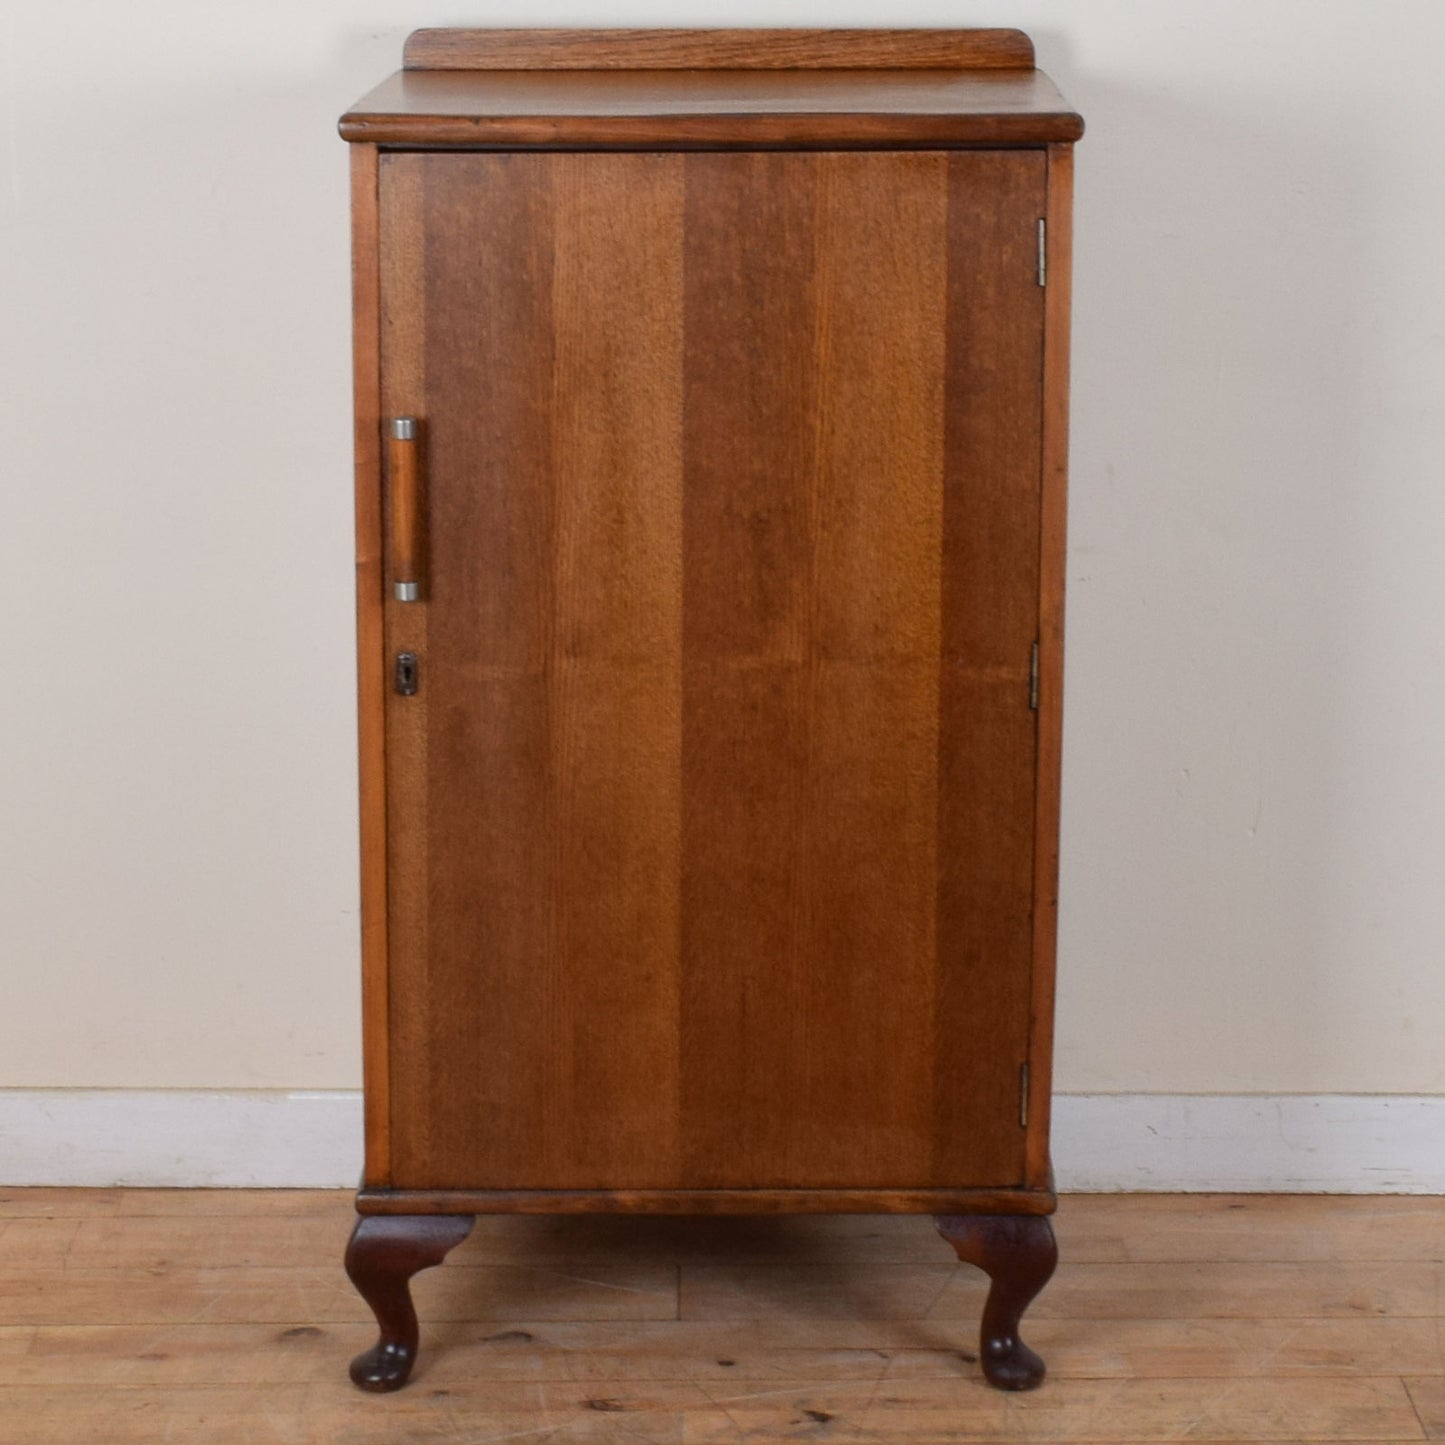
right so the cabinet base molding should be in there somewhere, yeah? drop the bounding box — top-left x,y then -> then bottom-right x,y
356,1184 -> 1057,1217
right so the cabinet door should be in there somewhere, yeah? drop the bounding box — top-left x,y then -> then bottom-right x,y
378,149 -> 1045,1191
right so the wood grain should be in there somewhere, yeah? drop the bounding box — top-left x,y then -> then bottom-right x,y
0,1259 -> 679,1327
0,1378 -> 1427,1444
0,1190 -> 1441,1440
348,141 -> 390,1186
5,1316 -> 1445,1386
346,25 -> 1085,1266
678,150 -> 945,1191
1059,1192 -> 1445,1264
402,27 -> 1037,71
338,68 -> 1084,148
358,1187 -> 1055,1217
1028,142 -> 1075,1188
7,1190 -> 1439,1262
672,1257 -> 1445,1329
936,149 -> 1047,1184
377,152 -> 427,1195
382,152 -> 686,1191
1404,1376 -> 1445,1437
372,148 -> 1050,1199
535,154 -> 685,1188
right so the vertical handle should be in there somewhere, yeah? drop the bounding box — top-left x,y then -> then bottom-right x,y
388,417 -> 421,602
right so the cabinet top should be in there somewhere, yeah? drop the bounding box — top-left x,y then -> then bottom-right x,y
339,29 -> 1083,149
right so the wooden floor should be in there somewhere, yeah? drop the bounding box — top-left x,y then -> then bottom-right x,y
0,1191 -> 1440,1442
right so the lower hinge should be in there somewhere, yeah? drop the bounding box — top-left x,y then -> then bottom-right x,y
1029,641 -> 1040,711
1020,1061 -> 1031,1128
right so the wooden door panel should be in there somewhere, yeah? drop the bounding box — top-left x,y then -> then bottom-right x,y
678,152 -> 948,1187
379,149 -> 1044,1192
382,153 -> 686,1189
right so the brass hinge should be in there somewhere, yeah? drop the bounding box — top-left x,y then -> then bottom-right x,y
1020,1061 -> 1031,1127
1037,218 -> 1047,287
1029,641 -> 1039,711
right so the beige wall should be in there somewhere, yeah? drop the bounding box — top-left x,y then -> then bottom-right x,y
3,2 -> 1442,1092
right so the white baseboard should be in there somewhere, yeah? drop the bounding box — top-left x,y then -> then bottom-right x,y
1,1090 -> 1441,1192
1050,1094 -> 1445,1193
0,1090 -> 364,1189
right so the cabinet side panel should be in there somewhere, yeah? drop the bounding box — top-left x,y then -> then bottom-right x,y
386,154 -> 686,1189
350,142 -> 390,1186
679,152 -> 949,1187
933,150 -> 1048,1187
1026,143 -> 1074,1187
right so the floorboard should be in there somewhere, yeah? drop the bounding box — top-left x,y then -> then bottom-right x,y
0,1191 -> 1439,1441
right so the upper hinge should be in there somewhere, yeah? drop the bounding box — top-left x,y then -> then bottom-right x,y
1029,641 -> 1040,710
1037,218 -> 1047,287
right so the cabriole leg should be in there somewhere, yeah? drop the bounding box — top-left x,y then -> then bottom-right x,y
344,1213 -> 474,1391
934,1213 -> 1058,1391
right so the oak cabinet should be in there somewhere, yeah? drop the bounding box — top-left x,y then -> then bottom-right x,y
339,27 -> 1081,1393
